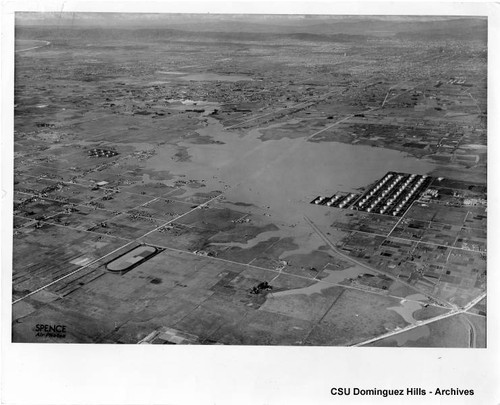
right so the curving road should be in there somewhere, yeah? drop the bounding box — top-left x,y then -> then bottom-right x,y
303,214 -> 487,347
353,292 -> 486,347
303,215 -> 455,309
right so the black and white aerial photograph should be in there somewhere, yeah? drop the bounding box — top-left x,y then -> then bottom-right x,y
3,2 -> 500,404
11,11 -> 488,347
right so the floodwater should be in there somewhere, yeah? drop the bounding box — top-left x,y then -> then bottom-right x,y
248,119 -> 302,139
405,293 -> 429,302
271,265 -> 374,298
147,116 -> 436,226
210,216 -> 331,258
210,228 -> 284,249
280,229 -> 325,258
321,265 -> 375,284
388,300 -> 422,324
388,293 -> 428,324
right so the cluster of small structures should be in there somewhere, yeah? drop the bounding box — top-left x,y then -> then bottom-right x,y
312,172 -> 433,217
353,172 -> 433,216
331,173 -> 486,308
87,148 -> 119,158
12,18 -> 486,347
311,193 -> 359,209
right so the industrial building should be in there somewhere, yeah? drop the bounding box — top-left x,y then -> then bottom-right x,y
353,172 -> 433,217
311,172 -> 433,217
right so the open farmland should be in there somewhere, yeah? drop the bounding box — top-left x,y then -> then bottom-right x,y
12,14 -> 487,347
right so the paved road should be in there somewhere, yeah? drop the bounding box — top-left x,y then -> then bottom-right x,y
12,192 -> 224,304
353,292 -> 486,347
462,314 -> 477,348
303,215 -> 454,309
303,214 -> 488,347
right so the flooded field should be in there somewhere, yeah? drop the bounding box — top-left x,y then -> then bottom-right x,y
388,298 -> 424,324
272,265 -> 374,298
210,228 -> 284,249
147,117 -> 436,225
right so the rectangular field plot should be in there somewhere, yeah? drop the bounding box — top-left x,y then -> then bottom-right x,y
77,166 -> 135,188
366,314 -> 471,348
208,308 -> 315,346
332,210 -> 399,236
389,218 -> 430,240
13,215 -> 33,229
404,202 -> 469,225
378,237 -> 417,258
463,207 -> 487,229
30,185 -> 116,207
14,196 -> 67,220
14,175 -> 59,194
260,278 -> 345,322
207,266 -> 277,308
434,251 -> 486,306
175,206 -> 246,231
340,232 -> 387,259
15,164 -> 82,182
71,114 -> 188,144
172,300 -> 249,343
128,198 -> 193,220
12,250 -> 252,343
454,227 -> 486,251
11,16 -> 487,347
418,222 -> 462,247
33,148 -> 122,172
304,288 -> 411,346
12,224 -> 125,300
365,237 -> 418,276
283,248 -> 352,278
117,181 -> 178,198
445,250 -> 486,279
44,182 -> 110,205
411,243 -> 450,268
91,214 -> 163,239
214,237 -> 281,265
44,206 -> 120,230
165,188 -> 223,204
430,206 -> 470,225
431,178 -> 487,194
115,249 -> 226,288
141,223 -> 218,252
